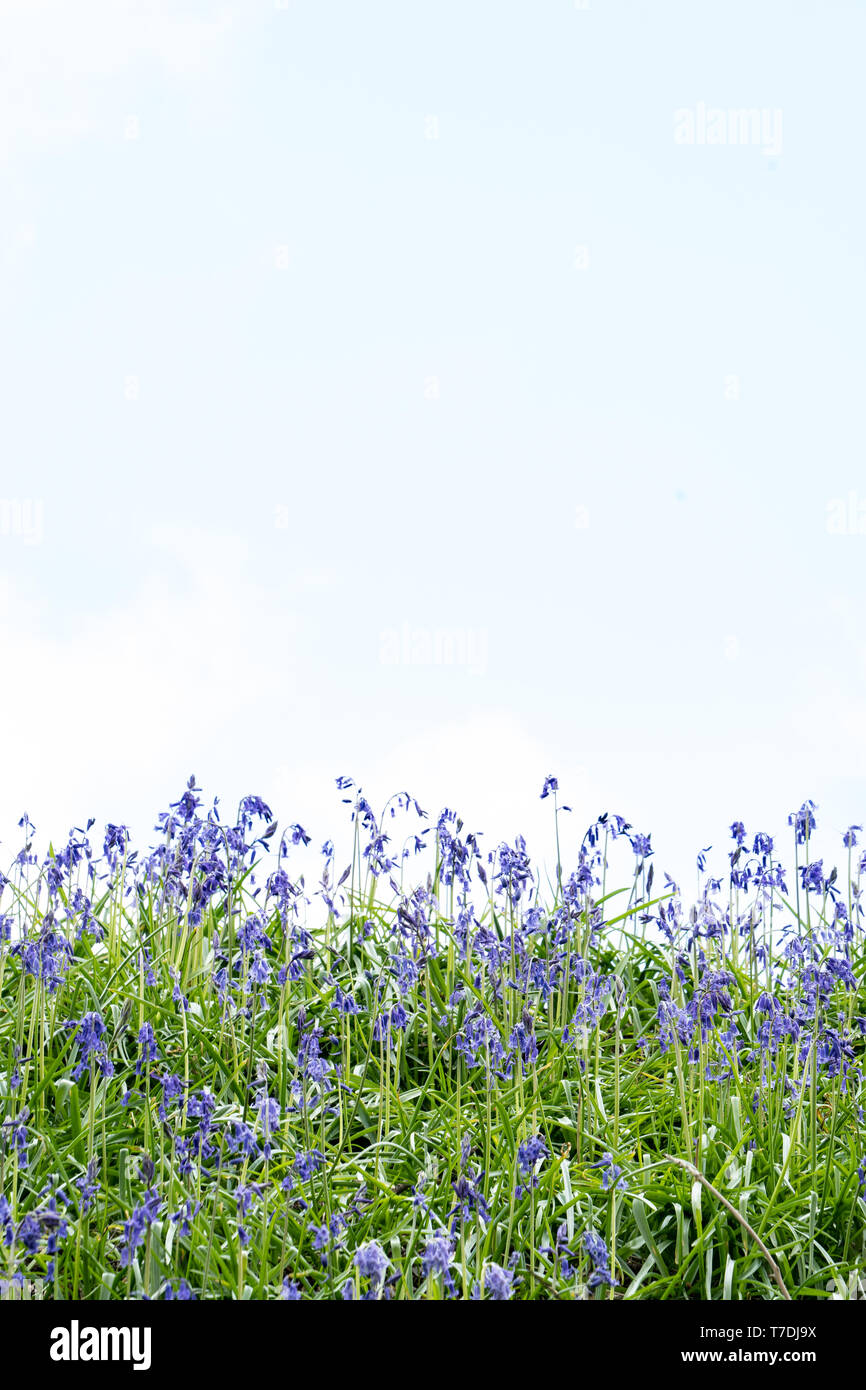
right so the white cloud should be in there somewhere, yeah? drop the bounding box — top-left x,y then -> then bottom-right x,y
0,0 -> 237,74
0,524 -> 298,848
0,1 -> 240,160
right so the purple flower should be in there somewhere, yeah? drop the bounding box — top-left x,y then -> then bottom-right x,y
76,1161 -> 100,1213
68,1012 -> 112,1081
170,1197 -> 201,1238
12,925 -> 73,992
788,801 -> 817,844
165,1278 -> 196,1299
592,1152 -> 626,1192
227,1120 -> 259,1160
799,860 -> 825,894
517,1135 -> 548,1176
494,839 -> 534,904
355,1240 -> 389,1290
239,795 -> 273,828
2,1113 -> 29,1168
136,1022 -> 159,1075
294,1149 -> 324,1182
422,1235 -> 456,1294
258,1093 -> 281,1156
583,1229 -> 617,1288
483,1262 -> 515,1299
157,1073 -> 185,1121
120,1189 -> 161,1268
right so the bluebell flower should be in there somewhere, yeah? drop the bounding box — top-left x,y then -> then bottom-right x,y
170,1197 -> 201,1238
2,1113 -> 29,1168
483,1262 -> 515,1299
494,839 -> 534,904
157,1073 -> 185,1122
449,1150 -> 490,1229
168,966 -> 189,1011
75,1161 -> 100,1213
0,1196 -> 14,1246
120,1189 -> 161,1268
13,924 -> 73,992
422,1235 -> 456,1295
67,1013 -> 112,1081
355,1240 -> 389,1290
310,1222 -> 331,1264
591,1152 -> 626,1192
139,948 -> 157,987
165,1279 -> 196,1299
630,833 -> 653,860
788,801 -> 817,844
583,1229 -> 617,1288
18,1213 -> 41,1254
257,1093 -> 281,1157
294,1149 -> 324,1181
136,1022 -> 158,1075
103,823 -> 130,868
799,860 -> 825,894
335,985 -> 361,1015
227,1120 -> 259,1160
517,1135 -> 548,1178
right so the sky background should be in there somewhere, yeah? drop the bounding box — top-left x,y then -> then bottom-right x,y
1,0 -> 864,889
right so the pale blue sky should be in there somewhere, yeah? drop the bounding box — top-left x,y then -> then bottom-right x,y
1,0 -> 864,886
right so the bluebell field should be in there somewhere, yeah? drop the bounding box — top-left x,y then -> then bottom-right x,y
0,776 -> 864,1300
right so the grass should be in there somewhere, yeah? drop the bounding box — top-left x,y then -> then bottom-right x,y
0,778 -> 864,1301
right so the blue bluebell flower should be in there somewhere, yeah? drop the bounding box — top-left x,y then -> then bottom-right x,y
355,1240 -> 389,1290
583,1229 -> 617,1288
483,1262 -> 515,1299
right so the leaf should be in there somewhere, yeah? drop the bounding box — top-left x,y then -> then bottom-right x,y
691,1180 -> 703,1239
723,1252 -> 736,1301
632,1197 -> 670,1276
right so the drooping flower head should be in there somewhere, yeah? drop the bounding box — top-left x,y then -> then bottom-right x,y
354,1240 -> 389,1291
483,1262 -> 515,1299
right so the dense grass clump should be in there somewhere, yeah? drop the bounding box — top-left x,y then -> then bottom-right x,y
1,778 -> 864,1300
